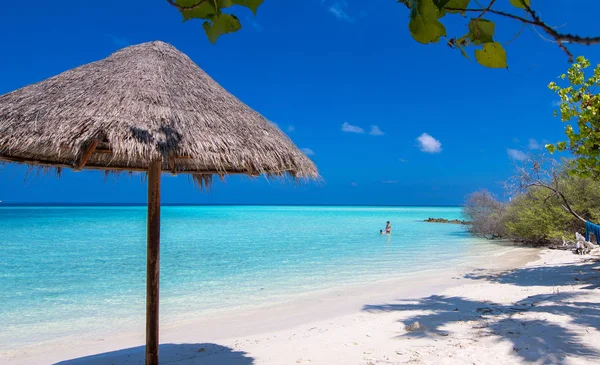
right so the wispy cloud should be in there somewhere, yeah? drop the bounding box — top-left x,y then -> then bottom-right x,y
369,125 -> 384,136
105,34 -> 130,48
301,148 -> 315,156
416,133 -> 442,153
551,100 -> 562,107
248,18 -> 262,32
287,125 -> 295,132
528,138 -> 541,150
507,148 -> 528,161
382,180 -> 399,184
351,182 -> 358,187
323,1 -> 355,22
399,158 -> 407,163
342,122 -> 365,134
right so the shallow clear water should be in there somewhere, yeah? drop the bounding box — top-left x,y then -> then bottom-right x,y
0,205 -> 497,349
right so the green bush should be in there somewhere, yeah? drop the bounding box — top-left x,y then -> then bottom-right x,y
465,166 -> 600,246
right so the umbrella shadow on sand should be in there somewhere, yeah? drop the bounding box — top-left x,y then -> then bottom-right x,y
53,343 -> 254,365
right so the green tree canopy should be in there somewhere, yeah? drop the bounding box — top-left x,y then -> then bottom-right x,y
548,57 -> 600,178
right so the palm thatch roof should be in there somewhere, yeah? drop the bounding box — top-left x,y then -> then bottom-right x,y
0,41 -> 318,182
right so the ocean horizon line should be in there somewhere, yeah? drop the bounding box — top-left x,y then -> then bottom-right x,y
0,202 -> 463,208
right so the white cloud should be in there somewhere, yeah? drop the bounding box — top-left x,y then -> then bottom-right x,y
287,125 -> 295,132
328,1 -> 354,22
351,182 -> 358,187
551,100 -> 562,107
301,148 -> 315,156
369,125 -> 384,136
382,180 -> 399,184
399,158 -> 407,163
342,122 -> 364,134
528,138 -> 541,150
507,148 -> 528,161
416,133 -> 442,153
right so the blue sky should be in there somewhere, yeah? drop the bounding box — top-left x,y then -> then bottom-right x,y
1,0 -> 599,205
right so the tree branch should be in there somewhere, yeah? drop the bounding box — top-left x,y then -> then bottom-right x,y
526,181 -> 586,222
443,5 -> 600,62
513,155 -> 587,223
476,0 -> 497,21
166,0 -> 209,11
558,191 -> 587,223
519,1 -> 573,62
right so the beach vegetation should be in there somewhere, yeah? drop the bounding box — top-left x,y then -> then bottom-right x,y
463,190 -> 507,239
166,0 -> 263,44
166,1 -> 600,68
547,56 -> 600,178
464,156 -> 600,246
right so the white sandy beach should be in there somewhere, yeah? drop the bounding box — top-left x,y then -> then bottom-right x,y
2,245 -> 600,365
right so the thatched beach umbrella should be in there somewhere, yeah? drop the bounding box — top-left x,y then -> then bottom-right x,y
0,41 -> 318,365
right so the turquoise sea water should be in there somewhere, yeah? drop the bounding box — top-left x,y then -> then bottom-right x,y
0,205 -> 498,349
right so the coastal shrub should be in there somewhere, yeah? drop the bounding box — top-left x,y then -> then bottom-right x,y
504,166 -> 600,245
559,171 -> 600,224
504,188 -> 576,245
467,165 -> 600,246
464,159 -> 600,246
462,190 -> 507,239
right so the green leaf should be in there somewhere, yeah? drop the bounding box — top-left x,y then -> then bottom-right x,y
444,0 -> 470,15
546,144 -> 556,154
557,141 -> 568,151
203,13 -> 242,44
418,0 -> 441,21
455,34 -> 470,59
409,0 -> 418,19
474,42 -> 507,68
409,16 -> 446,44
468,18 -> 495,44
231,0 -> 264,16
177,0 -> 263,21
432,0 -> 451,11
510,0 -> 530,9
457,45 -> 470,59
408,0 -> 446,44
177,0 -> 218,21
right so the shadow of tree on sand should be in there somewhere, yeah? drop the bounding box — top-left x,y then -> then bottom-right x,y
363,259 -> 600,365
464,256 -> 600,290
54,343 -> 253,365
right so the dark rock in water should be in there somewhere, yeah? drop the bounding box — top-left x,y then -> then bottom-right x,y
424,217 -> 470,225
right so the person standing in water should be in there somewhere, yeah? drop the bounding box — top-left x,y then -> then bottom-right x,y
385,221 -> 392,234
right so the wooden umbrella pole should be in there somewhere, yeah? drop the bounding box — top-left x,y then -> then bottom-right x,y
146,160 -> 162,365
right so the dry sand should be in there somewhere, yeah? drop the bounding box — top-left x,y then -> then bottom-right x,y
3,245 -> 600,365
